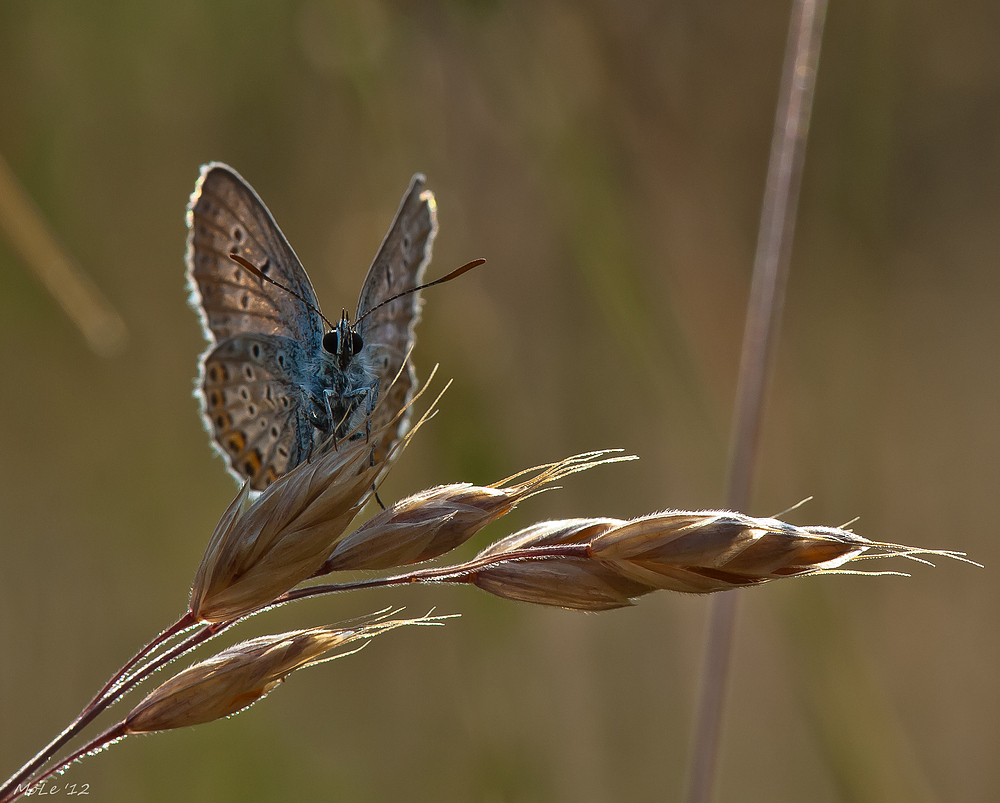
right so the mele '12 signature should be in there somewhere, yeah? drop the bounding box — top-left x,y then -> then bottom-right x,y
16,782 -> 89,796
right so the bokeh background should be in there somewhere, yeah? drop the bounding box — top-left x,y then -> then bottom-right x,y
1,1 -> 997,801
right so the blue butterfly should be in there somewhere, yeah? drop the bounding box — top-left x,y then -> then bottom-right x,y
186,163 -> 436,489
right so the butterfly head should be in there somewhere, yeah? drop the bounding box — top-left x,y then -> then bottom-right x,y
322,309 -> 364,370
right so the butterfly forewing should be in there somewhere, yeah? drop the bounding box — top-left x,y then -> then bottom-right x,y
186,163 -> 325,347
355,174 -> 437,461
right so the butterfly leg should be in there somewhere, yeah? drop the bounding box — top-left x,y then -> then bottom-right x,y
362,377 -> 380,443
320,388 -> 345,451
338,379 -> 379,444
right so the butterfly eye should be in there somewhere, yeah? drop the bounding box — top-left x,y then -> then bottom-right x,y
322,330 -> 339,354
351,332 -> 364,354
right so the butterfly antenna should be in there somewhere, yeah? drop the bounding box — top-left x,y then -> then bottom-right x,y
229,252 -> 337,331
355,258 -> 486,325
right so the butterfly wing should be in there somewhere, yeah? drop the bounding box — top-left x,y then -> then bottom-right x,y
199,334 -> 316,490
355,174 -> 437,461
186,162 -> 325,349
187,163 -> 326,488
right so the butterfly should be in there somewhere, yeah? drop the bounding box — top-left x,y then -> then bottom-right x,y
186,162 -> 436,490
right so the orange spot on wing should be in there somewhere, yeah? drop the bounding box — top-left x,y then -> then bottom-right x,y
243,449 -> 263,477
226,432 -> 246,454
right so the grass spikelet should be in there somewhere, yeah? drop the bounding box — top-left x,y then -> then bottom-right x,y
189,432 -> 384,621
471,518 -> 656,610
320,450 -> 635,572
589,511 -> 979,593
123,613 -> 447,733
464,512 -> 980,609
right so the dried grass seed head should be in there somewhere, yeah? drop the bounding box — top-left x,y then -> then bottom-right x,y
587,510 -> 969,594
471,517 -> 657,611
469,509 -> 978,608
124,614 -> 445,733
322,450 -> 636,573
473,554 -> 656,611
323,482 -> 499,572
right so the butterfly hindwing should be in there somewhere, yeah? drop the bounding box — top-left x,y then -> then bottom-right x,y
199,333 -> 315,489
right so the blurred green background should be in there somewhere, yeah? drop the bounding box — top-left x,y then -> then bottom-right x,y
1,1 -> 997,801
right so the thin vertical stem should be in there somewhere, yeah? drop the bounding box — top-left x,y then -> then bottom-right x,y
683,2 -> 828,802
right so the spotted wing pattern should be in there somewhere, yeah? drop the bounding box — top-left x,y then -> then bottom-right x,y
355,174 -> 437,462
186,162 -> 324,348
198,334 -> 317,488
187,163 -> 329,489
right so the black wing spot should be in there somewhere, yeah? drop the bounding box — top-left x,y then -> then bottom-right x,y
240,387 -> 250,400
244,366 -> 254,380
239,294 -> 250,309
251,343 -> 261,359
260,258 -> 271,274
247,404 -> 257,416
277,445 -> 289,458
232,227 -> 245,243
270,426 -> 280,437
207,365 -> 219,383
277,353 -> 286,368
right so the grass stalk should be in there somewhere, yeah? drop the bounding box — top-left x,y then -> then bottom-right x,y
683,1 -> 829,800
